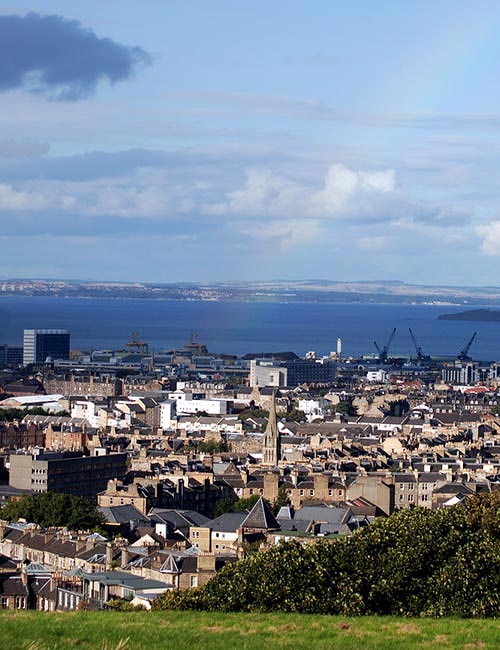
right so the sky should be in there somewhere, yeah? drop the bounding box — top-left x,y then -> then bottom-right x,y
2,1 -> 500,285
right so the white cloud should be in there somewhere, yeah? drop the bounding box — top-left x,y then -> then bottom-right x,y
477,221 -> 500,255
0,182 -> 48,210
204,163 -> 402,222
0,158 -> 465,261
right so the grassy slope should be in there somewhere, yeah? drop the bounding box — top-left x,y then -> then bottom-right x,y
2,611 -> 500,650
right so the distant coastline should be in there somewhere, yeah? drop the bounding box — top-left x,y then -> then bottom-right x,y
2,278 -> 500,306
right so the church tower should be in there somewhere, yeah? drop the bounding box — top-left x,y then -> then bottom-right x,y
262,391 -> 281,466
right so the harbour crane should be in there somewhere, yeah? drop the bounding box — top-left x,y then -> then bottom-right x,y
457,332 -> 477,361
408,328 -> 430,363
374,327 -> 396,363
125,331 -> 149,355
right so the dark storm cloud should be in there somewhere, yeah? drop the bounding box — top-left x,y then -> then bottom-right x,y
0,12 -> 151,100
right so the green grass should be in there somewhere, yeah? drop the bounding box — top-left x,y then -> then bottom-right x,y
2,611 -> 500,650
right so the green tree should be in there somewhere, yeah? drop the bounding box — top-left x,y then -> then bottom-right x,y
272,487 -> 289,514
330,401 -> 357,416
0,407 -> 70,421
213,494 -> 264,518
284,409 -> 306,423
1,492 -> 106,531
197,440 -> 230,454
237,408 -> 269,421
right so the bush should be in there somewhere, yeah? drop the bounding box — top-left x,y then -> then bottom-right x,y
154,492 -> 500,617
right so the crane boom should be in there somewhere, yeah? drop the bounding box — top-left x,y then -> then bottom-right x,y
374,328 -> 396,363
408,328 -> 430,362
457,332 -> 477,361
386,327 -> 396,352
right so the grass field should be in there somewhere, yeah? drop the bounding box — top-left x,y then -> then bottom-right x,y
2,611 -> 500,650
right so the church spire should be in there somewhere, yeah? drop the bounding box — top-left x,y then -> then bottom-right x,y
262,391 -> 280,466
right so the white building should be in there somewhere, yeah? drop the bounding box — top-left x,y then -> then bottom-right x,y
298,398 -> 324,420
159,400 -> 176,429
366,370 -> 388,383
71,400 -> 102,428
175,398 -> 227,416
249,360 -> 287,387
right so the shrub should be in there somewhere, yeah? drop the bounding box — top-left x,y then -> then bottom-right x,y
154,492 -> 500,617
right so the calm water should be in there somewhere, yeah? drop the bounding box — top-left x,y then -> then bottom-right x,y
0,296 -> 499,360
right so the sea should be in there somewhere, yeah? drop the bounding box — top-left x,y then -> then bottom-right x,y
0,296 -> 499,361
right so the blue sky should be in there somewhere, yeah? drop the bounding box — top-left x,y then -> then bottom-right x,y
2,1 -> 500,284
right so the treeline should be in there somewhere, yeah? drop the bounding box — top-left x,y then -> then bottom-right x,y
154,492 -> 500,618
2,492 -> 105,531
0,407 -> 69,422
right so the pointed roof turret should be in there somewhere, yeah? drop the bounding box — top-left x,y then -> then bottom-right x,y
241,496 -> 280,531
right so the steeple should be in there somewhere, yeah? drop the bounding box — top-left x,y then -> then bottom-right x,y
262,391 -> 280,466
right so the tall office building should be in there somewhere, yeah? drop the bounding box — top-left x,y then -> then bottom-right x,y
0,345 -> 23,367
23,329 -> 70,366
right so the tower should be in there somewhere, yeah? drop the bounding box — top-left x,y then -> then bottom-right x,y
262,391 -> 281,466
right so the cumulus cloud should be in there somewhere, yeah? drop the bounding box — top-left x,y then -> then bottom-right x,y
0,12 -> 151,100
0,182 -> 49,210
0,159 -> 465,244
477,221 -> 500,255
204,163 -> 400,222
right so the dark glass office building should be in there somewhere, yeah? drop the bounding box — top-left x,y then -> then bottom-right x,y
23,329 -> 70,365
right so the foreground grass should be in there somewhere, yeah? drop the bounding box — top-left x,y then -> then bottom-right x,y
1,610 -> 500,650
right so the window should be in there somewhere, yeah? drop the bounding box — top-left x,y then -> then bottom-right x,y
0,597 -> 8,609
408,494 -> 414,503
190,576 -> 198,588
408,483 -> 414,490
309,490 -> 314,496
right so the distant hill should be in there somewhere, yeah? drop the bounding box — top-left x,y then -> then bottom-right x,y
5,278 -> 500,305
438,309 -> 500,322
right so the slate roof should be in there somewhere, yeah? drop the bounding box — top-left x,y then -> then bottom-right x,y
0,575 -> 28,596
149,509 -> 209,530
207,511 -> 248,533
241,497 -> 280,531
81,570 -> 168,592
98,505 -> 149,525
